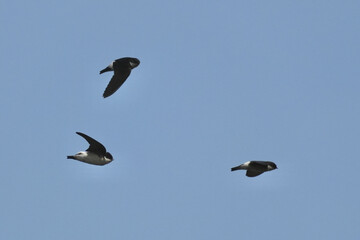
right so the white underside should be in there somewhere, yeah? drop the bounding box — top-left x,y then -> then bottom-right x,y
74,151 -> 112,165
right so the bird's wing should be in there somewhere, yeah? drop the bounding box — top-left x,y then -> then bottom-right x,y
76,132 -> 106,156
250,161 -> 268,166
103,67 -> 131,98
246,170 -> 264,177
250,161 -> 269,170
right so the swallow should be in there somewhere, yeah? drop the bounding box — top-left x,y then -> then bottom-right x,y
231,161 -> 277,177
67,132 -> 113,165
99,57 -> 140,98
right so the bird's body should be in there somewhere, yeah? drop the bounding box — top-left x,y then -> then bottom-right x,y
231,161 -> 277,177
67,132 -> 113,166
67,151 -> 112,166
100,57 -> 140,98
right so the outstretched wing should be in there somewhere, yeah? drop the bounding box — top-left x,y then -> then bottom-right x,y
76,132 -> 106,156
246,170 -> 264,177
103,67 -> 131,98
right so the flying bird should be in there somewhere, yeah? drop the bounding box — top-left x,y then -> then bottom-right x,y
231,161 -> 277,177
67,132 -> 113,165
100,57 -> 140,98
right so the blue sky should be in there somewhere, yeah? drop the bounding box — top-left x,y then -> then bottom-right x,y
1,0 -> 360,239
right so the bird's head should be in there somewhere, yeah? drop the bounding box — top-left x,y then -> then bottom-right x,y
268,162 -> 278,170
105,152 -> 114,162
129,58 -> 140,69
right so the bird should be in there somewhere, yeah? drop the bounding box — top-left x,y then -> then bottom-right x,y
67,132 -> 113,166
231,161 -> 277,177
99,57 -> 140,98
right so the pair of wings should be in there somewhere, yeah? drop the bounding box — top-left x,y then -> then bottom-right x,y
76,132 -> 107,156
103,65 -> 132,98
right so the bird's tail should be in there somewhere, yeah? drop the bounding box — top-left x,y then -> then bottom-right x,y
231,166 -> 242,171
67,156 -> 75,159
100,66 -> 111,74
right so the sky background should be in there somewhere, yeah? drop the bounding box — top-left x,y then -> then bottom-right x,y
1,0 -> 360,239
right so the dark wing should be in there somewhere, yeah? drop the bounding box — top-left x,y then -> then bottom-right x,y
76,132 -> 106,156
103,67 -> 131,98
246,170 -> 264,177
250,161 -> 270,171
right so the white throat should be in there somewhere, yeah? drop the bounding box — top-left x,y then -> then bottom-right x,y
129,61 -> 137,68
268,165 -> 275,170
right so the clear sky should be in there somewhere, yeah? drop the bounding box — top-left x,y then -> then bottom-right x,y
1,0 -> 360,239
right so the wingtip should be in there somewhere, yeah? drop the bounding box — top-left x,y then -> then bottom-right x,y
103,91 -> 112,98
75,131 -> 85,136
